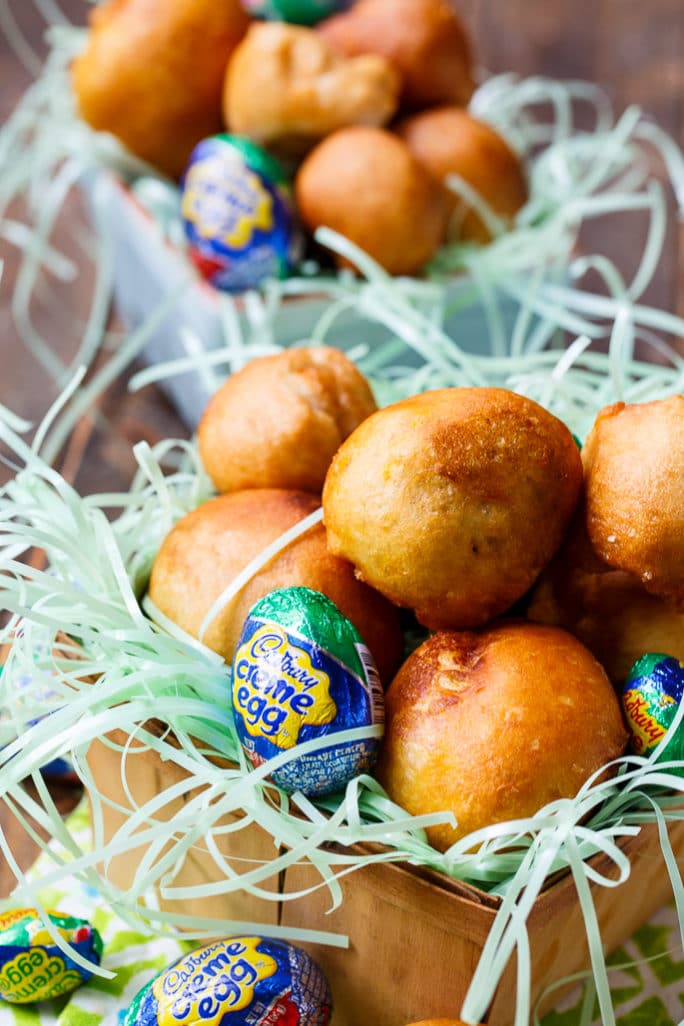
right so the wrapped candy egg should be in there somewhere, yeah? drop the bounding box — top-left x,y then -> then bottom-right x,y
181,134 -> 301,291
0,909 -> 103,1003
622,653 -> 684,761
124,937 -> 332,1026
231,587 -> 384,796
241,0 -> 350,25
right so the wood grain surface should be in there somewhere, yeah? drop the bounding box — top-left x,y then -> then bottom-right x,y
1,0 -> 684,897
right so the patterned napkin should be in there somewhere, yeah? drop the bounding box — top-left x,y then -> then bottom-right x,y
1,802 -> 684,1026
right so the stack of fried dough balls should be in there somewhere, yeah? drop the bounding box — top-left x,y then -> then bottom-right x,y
150,351 -> 638,848
72,0 -> 529,277
297,0 -> 528,267
322,385 -> 628,843
529,395 -> 684,681
148,346 -> 403,682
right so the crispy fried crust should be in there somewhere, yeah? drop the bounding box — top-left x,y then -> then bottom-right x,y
396,106 -> 528,244
322,387 -> 583,628
223,23 -> 400,154
528,505 -> 684,683
406,1021 -> 484,1026
377,624 -> 628,850
318,0 -> 475,111
295,126 -> 446,274
198,347 -> 377,495
72,0 -> 249,179
583,395 -> 684,606
148,489 -> 403,682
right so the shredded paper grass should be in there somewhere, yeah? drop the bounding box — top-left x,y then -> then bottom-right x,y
4,297 -> 684,1026
4,5 -> 684,1026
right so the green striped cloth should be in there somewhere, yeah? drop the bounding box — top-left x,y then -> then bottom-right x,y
1,803 -> 683,1026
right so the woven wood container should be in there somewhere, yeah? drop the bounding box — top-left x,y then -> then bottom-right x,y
85,721 -> 684,1026
86,728 -> 281,928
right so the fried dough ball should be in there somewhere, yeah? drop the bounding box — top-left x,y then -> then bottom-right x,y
295,127 -> 446,274
72,0 -> 249,180
223,23 -> 400,155
377,624 -> 628,850
147,489 -> 403,681
582,396 -> 684,606
528,512 -> 684,683
407,1020 -> 484,1026
322,387 -> 583,629
318,0 -> 475,111
198,347 -> 377,494
396,107 -> 528,244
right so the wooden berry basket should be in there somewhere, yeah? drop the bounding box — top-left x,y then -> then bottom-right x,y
84,717 -> 684,1026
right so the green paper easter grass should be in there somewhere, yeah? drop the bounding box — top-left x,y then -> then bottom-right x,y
4,285 -> 684,1026
5,7 -> 684,1025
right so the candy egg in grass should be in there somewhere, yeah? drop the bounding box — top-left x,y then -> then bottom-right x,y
231,587 -> 384,796
242,0 -> 352,27
181,135 -> 302,291
71,0 -> 250,180
622,653 -> 684,763
123,937 -> 332,1026
0,909 -> 103,1004
198,346 -> 377,495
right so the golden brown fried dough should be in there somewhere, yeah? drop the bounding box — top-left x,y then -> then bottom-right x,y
583,396 -> 684,606
295,126 -> 446,274
148,489 -> 403,681
396,106 -> 528,244
198,347 -> 377,494
322,387 -> 583,629
223,23 -> 400,154
528,511 -> 684,683
72,0 -> 249,180
377,624 -> 627,850
318,0 -> 475,111
406,1021 -> 484,1026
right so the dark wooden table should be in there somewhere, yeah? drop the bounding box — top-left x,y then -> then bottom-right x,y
1,0 -> 684,897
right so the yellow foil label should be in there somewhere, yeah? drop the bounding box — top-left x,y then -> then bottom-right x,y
233,624 -> 338,748
0,910 -> 34,931
0,949 -> 82,1003
623,688 -> 674,754
153,938 -> 277,1024
182,153 -> 273,250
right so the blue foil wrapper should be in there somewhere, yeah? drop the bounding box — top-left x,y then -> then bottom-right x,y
0,909 -> 103,1004
0,661 -> 76,782
124,937 -> 332,1026
181,135 -> 301,292
623,652 -> 684,764
231,587 -> 384,797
